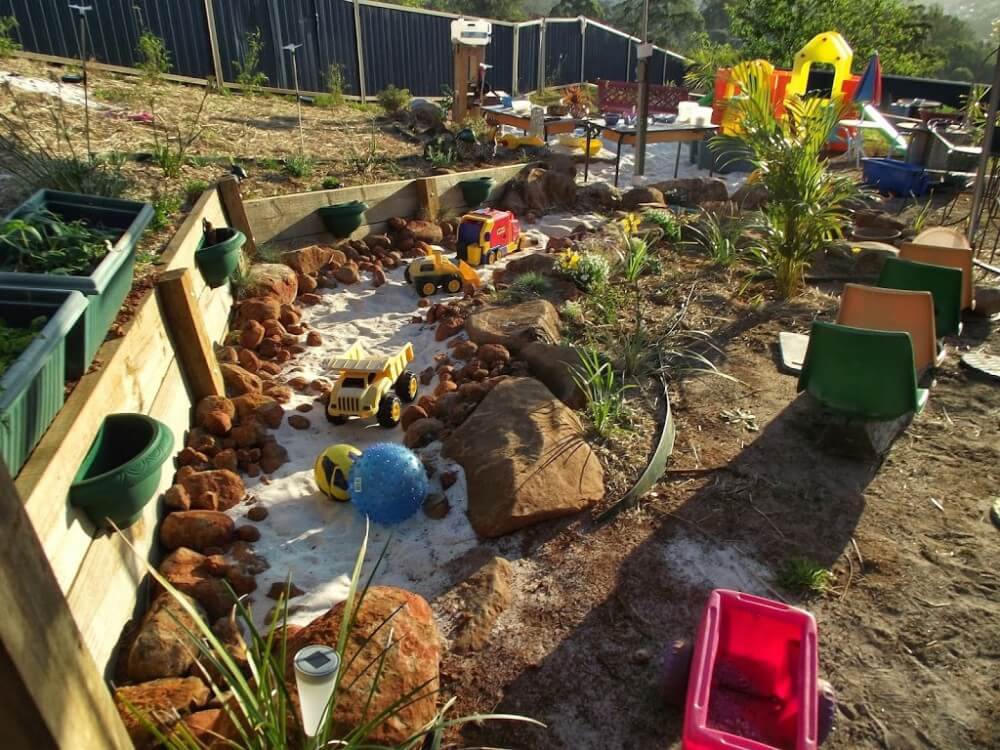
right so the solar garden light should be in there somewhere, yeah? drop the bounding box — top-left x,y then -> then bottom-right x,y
293,644 -> 340,737
282,43 -> 306,155
68,3 -> 93,158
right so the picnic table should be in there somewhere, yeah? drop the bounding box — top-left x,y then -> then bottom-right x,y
583,120 -> 719,186
480,106 -> 583,140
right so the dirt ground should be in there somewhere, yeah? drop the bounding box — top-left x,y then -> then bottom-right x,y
443,255 -> 1000,749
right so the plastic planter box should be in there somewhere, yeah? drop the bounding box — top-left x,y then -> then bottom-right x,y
861,158 -> 930,197
0,190 -> 154,374
0,287 -> 88,476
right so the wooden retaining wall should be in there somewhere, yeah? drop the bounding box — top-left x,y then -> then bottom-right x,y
12,185 -> 236,677
245,163 -> 530,247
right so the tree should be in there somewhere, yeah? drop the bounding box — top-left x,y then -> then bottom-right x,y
611,0 -> 705,52
550,0 -> 605,20
917,5 -> 994,82
727,0 -> 943,77
430,0 -> 527,20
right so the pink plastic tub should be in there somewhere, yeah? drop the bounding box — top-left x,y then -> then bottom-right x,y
683,590 -> 819,750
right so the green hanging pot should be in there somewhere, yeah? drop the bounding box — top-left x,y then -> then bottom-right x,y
460,176 -> 495,207
196,226 -> 246,288
70,413 -> 174,531
318,200 -> 368,239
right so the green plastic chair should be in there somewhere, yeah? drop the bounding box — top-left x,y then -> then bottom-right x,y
877,257 -> 963,338
797,322 -> 929,420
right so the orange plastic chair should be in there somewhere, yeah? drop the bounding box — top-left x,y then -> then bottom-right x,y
899,242 -> 974,311
913,227 -> 970,250
837,284 -> 938,372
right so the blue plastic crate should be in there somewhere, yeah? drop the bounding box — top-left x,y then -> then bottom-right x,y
862,158 -> 930,197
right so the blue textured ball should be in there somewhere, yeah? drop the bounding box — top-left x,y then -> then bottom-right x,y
347,442 -> 428,524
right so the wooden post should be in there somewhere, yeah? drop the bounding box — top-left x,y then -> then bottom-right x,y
216,176 -> 257,256
352,0 -> 368,103
202,0 -> 225,88
157,268 -> 225,402
0,460 -> 134,750
415,177 -> 440,221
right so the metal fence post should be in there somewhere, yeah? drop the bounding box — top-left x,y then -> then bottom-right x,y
352,0 -> 367,102
625,39 -> 631,81
512,24 -> 520,95
537,19 -> 545,91
579,16 -> 586,83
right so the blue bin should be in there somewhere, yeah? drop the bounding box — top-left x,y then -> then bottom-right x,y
862,158 -> 930,197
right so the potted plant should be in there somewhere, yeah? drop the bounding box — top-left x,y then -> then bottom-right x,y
70,413 -> 174,530
561,85 -> 591,119
459,175 -> 495,207
0,287 -> 88,475
318,200 -> 367,239
196,220 -> 246,288
0,190 -> 154,373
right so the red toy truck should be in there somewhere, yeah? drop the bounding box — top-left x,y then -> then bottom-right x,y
662,589 -> 836,750
455,207 -> 523,266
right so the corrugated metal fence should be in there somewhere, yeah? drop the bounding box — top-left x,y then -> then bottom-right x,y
0,0 -> 688,99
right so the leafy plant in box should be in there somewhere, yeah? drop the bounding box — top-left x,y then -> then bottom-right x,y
0,209 -> 114,276
0,316 -> 46,377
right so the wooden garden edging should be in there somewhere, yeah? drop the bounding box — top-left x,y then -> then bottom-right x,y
244,163 -> 531,247
10,181 -> 238,676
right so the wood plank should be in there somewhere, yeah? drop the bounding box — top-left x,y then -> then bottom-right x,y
216,176 -> 258,256
415,177 -> 440,221
201,0 -> 225,86
157,269 -> 225,401
0,460 -> 133,749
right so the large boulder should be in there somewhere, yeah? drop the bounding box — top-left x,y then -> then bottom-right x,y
281,245 -> 333,276
443,378 -> 605,536
652,177 -> 729,206
286,586 -> 442,744
126,592 -> 206,682
234,297 -> 281,328
243,263 -> 298,304
465,299 -> 560,352
220,363 -> 262,396
576,181 -> 621,211
621,186 -> 665,210
503,252 -> 558,278
405,219 -> 443,244
115,677 -> 210,748
520,341 -> 586,409
160,510 -> 235,551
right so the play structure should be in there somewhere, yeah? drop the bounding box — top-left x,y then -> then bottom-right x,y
661,589 -> 836,749
325,342 -> 418,428
791,227 -> 973,431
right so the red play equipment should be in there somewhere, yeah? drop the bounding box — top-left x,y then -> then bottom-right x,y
662,589 -> 836,750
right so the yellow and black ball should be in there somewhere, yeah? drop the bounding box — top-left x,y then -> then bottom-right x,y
314,444 -> 362,501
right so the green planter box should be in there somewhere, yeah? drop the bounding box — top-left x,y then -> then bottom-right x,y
0,190 -> 154,376
0,287 -> 88,476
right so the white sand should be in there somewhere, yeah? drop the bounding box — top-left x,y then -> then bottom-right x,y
661,532 -> 772,596
0,70 -> 105,109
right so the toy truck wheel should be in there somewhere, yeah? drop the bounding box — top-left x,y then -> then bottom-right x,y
394,371 -> 418,402
660,639 -> 693,707
377,394 -> 403,428
326,412 -> 348,425
404,267 -> 411,283
446,277 -> 462,294
419,281 -> 437,297
817,679 -> 836,745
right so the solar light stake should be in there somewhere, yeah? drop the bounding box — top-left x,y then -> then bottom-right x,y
69,3 -> 94,159
283,43 -> 305,155
293,644 -> 340,737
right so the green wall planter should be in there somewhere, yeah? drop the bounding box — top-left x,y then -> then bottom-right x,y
196,227 -> 246,288
1,190 -> 154,377
70,413 -> 174,530
318,200 -> 367,238
0,288 -> 88,476
460,176 -> 495,207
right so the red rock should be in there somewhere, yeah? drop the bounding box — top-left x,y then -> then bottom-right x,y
258,361 -> 282,376
296,273 -> 318,294
260,441 -> 289,474
306,330 -> 322,346
244,263 -> 298,305
231,393 -> 284,429
126,591 -> 205,683
180,470 -> 246,511
281,245 -> 334,275
416,395 -> 437,416
115,676 -> 210,747
236,525 -> 261,542
440,471 -> 457,490
435,316 -> 464,341
275,348 -> 293,363
458,382 -> 487,402
287,414 -> 310,430
257,339 -> 280,360
419,366 -> 435,385
217,345 -> 239,364
372,267 -> 387,287
417,298 -> 430,308
159,548 -> 237,619
263,319 -> 287,338
433,380 -> 457,397
235,297 -> 281,327
279,304 -> 302,326
229,421 -> 265,448
452,340 -> 478,360
267,581 -> 305,599
246,505 -> 269,522
245,463 -> 261,477
237,348 -> 260,373
472,368 -> 489,381
239,320 -> 265,350
477,343 -> 511,366
220,364 -> 262,396
177,447 -> 209,467
335,262 -> 360,284
212,448 -> 238,472
405,219 -> 444,243
196,396 -> 235,425
299,293 -> 322,305
161,510 -> 235,552
285,587 -> 441,744
404,418 -> 445,449
401,405 -> 428,431
163,484 -> 191,512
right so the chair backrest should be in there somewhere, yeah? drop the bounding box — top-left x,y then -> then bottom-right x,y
837,284 -> 937,372
597,79 -> 688,115
797,322 -> 922,420
899,242 -> 974,310
877,257 -> 963,338
913,227 -> 970,249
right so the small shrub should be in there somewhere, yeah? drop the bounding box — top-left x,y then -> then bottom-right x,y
323,63 -> 345,106
556,249 -> 610,293
0,16 -> 20,58
684,211 -> 747,266
149,193 -> 182,232
321,175 -> 342,190
644,208 -> 683,243
183,179 -> 210,203
150,143 -> 186,178
499,272 -> 552,304
779,558 -> 832,595
284,153 -> 314,178
234,28 -> 268,95
377,84 -> 411,115
425,144 -> 455,168
560,299 -> 584,324
136,30 -> 171,82
570,347 -> 631,438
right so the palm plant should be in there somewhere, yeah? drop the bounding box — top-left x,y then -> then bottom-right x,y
712,63 -> 857,297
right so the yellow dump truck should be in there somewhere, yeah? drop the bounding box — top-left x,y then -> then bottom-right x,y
404,248 -> 481,296
325,342 -> 418,428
